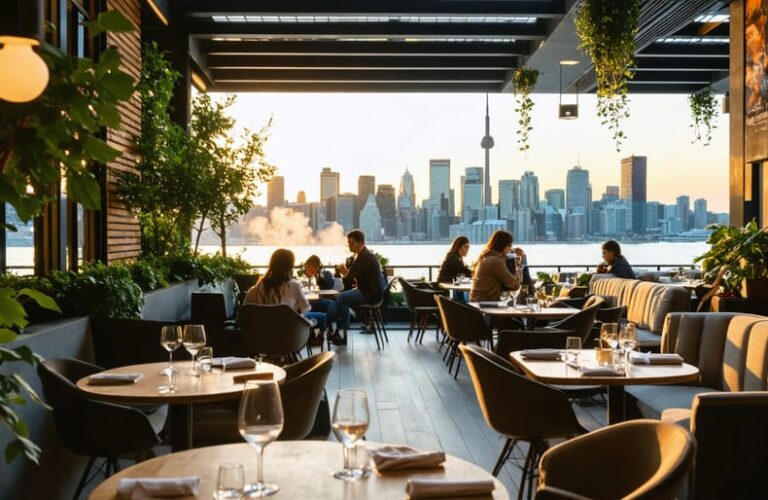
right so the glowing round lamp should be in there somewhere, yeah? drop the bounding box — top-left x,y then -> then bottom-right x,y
0,36 -> 49,103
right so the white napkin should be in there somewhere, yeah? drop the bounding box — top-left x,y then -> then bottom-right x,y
88,373 -> 143,385
371,445 -> 445,471
478,301 -> 502,308
213,357 -> 257,370
405,478 -> 495,499
117,476 -> 200,499
580,366 -> 624,377
520,349 -> 561,361
631,352 -> 684,365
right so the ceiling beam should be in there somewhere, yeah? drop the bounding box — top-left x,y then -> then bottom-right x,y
637,42 -> 729,57
182,0 -> 566,18
672,22 -> 730,37
634,56 -> 729,71
627,82 -> 714,93
209,68 -> 508,82
185,20 -> 550,40
206,54 -> 516,70
211,81 -> 504,92
201,40 -> 529,56
630,70 -> 727,84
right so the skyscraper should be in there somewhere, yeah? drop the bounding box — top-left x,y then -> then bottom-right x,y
296,190 -> 306,204
399,167 -> 415,209
358,175 -> 375,203
544,189 -> 565,210
620,156 -> 647,233
676,195 -> 690,231
359,194 -> 382,241
694,198 -> 708,229
320,167 -> 340,203
376,184 -> 397,237
267,176 -> 285,211
480,94 -> 494,206
565,166 -> 590,214
429,159 -> 450,210
498,180 -> 520,219
461,167 -> 484,222
335,193 -> 357,232
520,171 -> 539,212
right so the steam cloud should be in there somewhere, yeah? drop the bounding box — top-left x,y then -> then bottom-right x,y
245,207 -> 346,245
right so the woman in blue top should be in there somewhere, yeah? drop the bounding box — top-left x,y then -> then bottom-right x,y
303,255 -> 335,345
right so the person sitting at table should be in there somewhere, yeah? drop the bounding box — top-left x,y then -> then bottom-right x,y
438,236 -> 472,283
596,240 -> 636,279
303,255 -> 335,345
470,230 -> 523,302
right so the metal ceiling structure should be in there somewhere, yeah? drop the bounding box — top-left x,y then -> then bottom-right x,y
151,0 -> 734,93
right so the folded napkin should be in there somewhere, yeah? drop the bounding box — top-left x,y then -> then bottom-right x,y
213,356 -> 257,370
88,373 -> 143,385
371,446 -> 445,471
405,478 -> 495,499
580,366 -> 624,377
520,349 -> 561,361
117,476 -> 200,499
631,352 -> 684,365
477,301 -> 501,308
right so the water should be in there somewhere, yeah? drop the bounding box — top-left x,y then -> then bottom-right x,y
202,241 -> 710,280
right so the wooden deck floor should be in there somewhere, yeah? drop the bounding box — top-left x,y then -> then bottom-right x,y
324,325 -> 608,497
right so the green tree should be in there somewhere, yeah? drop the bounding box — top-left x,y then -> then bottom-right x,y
190,93 -> 274,256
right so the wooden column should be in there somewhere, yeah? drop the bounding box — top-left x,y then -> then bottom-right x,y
730,0 -> 746,226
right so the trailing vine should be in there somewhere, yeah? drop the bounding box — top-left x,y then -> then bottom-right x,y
689,86 -> 717,146
513,66 -> 539,153
575,0 -> 640,151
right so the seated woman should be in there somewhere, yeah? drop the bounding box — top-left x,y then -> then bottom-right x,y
303,255 -> 335,342
438,236 -> 472,283
597,240 -> 636,279
470,230 -> 523,302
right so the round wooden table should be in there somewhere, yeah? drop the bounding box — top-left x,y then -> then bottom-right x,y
89,441 -> 509,500
470,303 -> 576,330
77,361 -> 286,451
438,282 -> 472,292
509,350 -> 700,424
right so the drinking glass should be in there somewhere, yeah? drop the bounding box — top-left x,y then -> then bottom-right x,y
565,337 -> 582,366
332,389 -> 370,481
183,324 -> 207,376
619,323 -> 638,368
600,323 -> 619,349
216,463 -> 245,500
198,347 -> 214,374
159,325 -> 181,393
238,381 -> 284,497
500,290 -> 510,304
510,287 -> 521,307
526,296 -> 539,312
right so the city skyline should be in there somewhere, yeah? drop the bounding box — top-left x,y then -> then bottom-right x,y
220,92 -> 730,213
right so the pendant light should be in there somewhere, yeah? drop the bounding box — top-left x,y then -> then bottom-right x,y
0,0 -> 49,103
558,60 -> 579,120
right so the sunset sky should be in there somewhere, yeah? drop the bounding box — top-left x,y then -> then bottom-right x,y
218,92 -> 730,213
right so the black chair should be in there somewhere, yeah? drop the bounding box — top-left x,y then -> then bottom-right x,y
37,359 -> 165,500
90,317 -> 190,369
399,277 -> 443,344
495,328 -> 576,360
357,277 -> 398,350
191,292 -> 243,357
434,295 -> 494,379
548,296 -> 603,346
232,273 -> 260,309
236,304 -> 312,364
460,345 -> 587,500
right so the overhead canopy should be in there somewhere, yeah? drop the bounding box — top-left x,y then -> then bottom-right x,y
155,0 -> 733,93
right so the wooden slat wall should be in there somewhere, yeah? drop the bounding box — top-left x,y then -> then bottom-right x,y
106,0 -> 142,262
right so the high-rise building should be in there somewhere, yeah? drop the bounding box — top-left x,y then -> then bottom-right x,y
335,193 -> 357,232
376,184 -> 397,237
514,208 -> 534,242
296,190 -> 306,204
566,166 -> 590,214
358,175 -> 376,203
602,185 -> 620,203
429,159 -> 451,210
693,198 -> 708,229
267,176 -> 285,211
520,171 -> 539,212
399,167 -> 415,209
480,94 -> 494,206
601,201 -> 630,235
544,189 -> 565,210
320,167 -> 340,203
676,195 -> 690,231
359,194 -> 382,241
544,206 -> 564,240
498,179 -> 520,219
461,167 -> 484,222
620,156 -> 647,233
645,202 -> 662,231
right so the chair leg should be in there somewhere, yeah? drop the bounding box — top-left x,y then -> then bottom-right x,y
492,438 -> 513,476
446,342 -> 457,371
377,309 -> 388,342
73,456 -> 97,500
417,314 -> 429,343
453,347 -> 463,379
407,315 -> 416,342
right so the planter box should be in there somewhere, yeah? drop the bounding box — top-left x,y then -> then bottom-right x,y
141,279 -> 200,322
711,296 -> 768,315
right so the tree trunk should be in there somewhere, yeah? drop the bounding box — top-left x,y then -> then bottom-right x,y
193,211 -> 208,255
220,214 -> 227,257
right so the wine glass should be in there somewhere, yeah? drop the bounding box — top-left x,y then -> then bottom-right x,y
619,323 -> 638,368
183,324 -> 207,376
238,381 -> 284,497
332,390 -> 370,481
565,336 -> 582,366
159,325 -> 182,393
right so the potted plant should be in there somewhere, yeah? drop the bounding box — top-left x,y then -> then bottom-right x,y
689,86 -> 718,146
513,66 -> 539,153
575,0 -> 641,151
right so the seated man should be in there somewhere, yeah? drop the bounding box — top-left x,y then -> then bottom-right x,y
327,229 -> 383,345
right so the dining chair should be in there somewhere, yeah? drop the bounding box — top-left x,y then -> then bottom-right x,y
399,277 -> 444,344
357,276 -> 398,350
536,420 -> 695,500
460,345 -> 587,500
435,295 -> 494,379
191,292 -> 243,357
37,359 -> 165,500
548,296 -> 603,346
236,304 -> 312,364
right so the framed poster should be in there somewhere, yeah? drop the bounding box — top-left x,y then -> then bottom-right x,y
745,0 -> 768,161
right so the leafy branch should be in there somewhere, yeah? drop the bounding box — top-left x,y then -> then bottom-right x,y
689,87 -> 718,146
513,66 -> 539,153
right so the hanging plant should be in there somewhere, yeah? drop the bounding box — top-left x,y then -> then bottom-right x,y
513,66 -> 539,153
689,86 -> 718,146
575,0 -> 640,151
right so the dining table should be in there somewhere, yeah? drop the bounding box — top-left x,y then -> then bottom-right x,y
88,440 -> 509,499
306,289 -> 340,301
470,302 -> 576,330
509,349 -> 700,424
77,360 -> 286,451
438,282 -> 473,293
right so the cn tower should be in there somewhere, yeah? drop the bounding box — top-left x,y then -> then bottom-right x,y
480,94 -> 494,206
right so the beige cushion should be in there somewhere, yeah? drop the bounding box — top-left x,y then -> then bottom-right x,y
722,316 -> 764,392
625,385 -> 715,419
661,407 -> 692,429
743,322 -> 768,391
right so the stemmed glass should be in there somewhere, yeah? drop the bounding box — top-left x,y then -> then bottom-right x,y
159,325 -> 182,393
238,381 -> 284,497
332,390 -> 370,481
619,323 -> 638,369
565,336 -> 582,366
183,325 -> 207,376
600,323 -> 620,367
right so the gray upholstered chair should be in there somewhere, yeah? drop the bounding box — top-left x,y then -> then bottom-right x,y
236,304 -> 312,364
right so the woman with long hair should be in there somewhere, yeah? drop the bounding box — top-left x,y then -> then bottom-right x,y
470,230 -> 523,302
437,236 -> 472,283
245,248 -> 310,314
